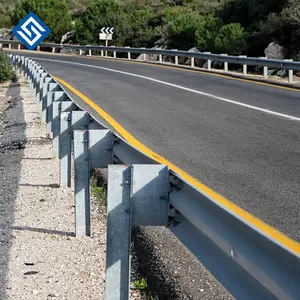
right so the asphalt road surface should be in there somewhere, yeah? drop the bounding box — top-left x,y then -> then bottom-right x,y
17,51 -> 300,243
9,51 -> 300,299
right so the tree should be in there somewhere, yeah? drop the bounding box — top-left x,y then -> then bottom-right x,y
74,0 -> 126,45
215,23 -> 247,54
11,0 -> 73,43
166,12 -> 203,49
195,17 -> 222,51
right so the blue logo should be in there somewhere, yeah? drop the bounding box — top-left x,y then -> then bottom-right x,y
12,12 -> 50,50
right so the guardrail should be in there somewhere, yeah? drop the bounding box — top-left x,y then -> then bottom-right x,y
2,39 -> 300,85
9,54 -> 300,300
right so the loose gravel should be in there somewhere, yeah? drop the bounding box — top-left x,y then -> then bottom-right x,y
0,76 -> 144,300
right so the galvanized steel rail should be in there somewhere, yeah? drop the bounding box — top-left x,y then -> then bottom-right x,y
2,39 -> 300,84
9,54 -> 300,300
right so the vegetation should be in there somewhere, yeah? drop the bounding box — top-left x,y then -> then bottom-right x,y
90,171 -> 107,206
1,0 -> 300,58
0,51 -> 14,83
133,277 -> 148,291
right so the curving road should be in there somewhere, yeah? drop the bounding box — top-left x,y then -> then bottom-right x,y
13,51 -> 300,243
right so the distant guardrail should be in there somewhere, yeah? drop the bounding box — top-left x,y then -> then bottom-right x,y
9,54 -> 300,300
3,39 -> 300,85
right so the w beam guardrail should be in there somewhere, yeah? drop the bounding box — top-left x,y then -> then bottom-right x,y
3,39 -> 300,84
9,54 -> 300,300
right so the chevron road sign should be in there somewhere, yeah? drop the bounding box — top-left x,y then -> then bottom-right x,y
99,27 -> 114,41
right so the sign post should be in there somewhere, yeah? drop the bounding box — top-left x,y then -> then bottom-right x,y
99,27 -> 114,57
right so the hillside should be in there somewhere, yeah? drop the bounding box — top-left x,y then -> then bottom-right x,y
0,0 -> 300,59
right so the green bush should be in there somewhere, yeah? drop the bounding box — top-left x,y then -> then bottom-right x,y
195,16 -> 222,51
166,12 -> 203,49
215,23 -> 247,54
0,52 -> 14,83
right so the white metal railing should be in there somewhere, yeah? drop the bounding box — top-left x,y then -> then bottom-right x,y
2,39 -> 300,85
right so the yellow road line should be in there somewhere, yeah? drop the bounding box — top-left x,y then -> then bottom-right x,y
54,75 -> 300,255
10,48 -> 300,93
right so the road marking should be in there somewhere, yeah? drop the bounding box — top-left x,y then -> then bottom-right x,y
54,75 -> 300,256
32,56 -> 300,121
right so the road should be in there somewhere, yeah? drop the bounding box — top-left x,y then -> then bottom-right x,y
16,51 -> 300,244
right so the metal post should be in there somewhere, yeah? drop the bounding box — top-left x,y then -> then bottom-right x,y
284,59 -> 293,84
105,165 -> 132,300
141,47 -> 146,61
125,47 -> 131,60
105,36 -> 108,57
191,57 -> 195,68
204,52 -> 211,70
53,101 -> 75,158
44,83 -> 60,125
47,91 -> 67,133
173,49 -> 178,65
221,54 -> 228,72
105,164 -> 169,300
74,130 -> 91,236
260,57 -> 268,79
239,55 -> 247,75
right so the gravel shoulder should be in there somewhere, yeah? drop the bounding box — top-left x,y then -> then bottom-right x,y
0,76 -> 142,300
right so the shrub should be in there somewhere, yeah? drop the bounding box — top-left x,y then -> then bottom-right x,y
0,51 -> 14,83
166,12 -> 203,49
215,23 -> 247,55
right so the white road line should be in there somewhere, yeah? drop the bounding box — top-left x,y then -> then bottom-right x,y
31,56 -> 300,122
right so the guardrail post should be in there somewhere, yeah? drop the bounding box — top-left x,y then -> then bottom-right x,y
284,59 -> 294,84
8,43 -> 11,50
105,164 -> 168,300
52,47 -> 55,53
159,54 -> 162,63
191,57 -> 195,68
89,49 -> 92,56
39,77 -> 52,117
43,83 -> 60,124
47,91 -> 67,133
173,49 -> 178,65
260,57 -> 268,79
141,47 -> 146,61
37,46 -> 40,51
204,52 -> 212,70
74,130 -> 91,236
79,49 -> 83,55
105,165 -> 131,300
101,50 -> 104,57
239,55 -> 247,75
221,54 -> 228,72
17,44 -> 21,50
125,47 -> 131,60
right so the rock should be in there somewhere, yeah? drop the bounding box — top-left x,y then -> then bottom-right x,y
136,44 -> 167,62
264,42 -> 286,60
277,69 -> 288,78
267,69 -> 277,76
24,262 -> 35,266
